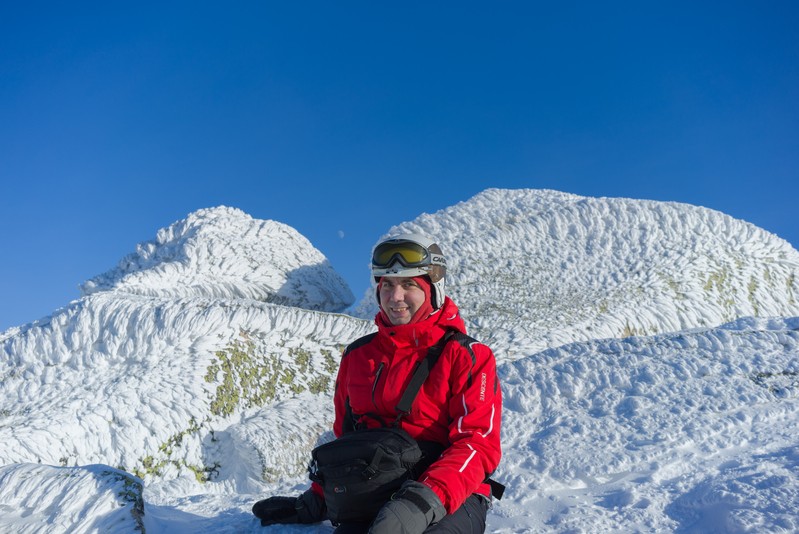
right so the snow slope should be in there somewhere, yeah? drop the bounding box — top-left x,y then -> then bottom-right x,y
0,292 -> 373,476
365,189 -> 799,359
0,464 -> 145,534
495,316 -> 799,532
1,189 -> 799,533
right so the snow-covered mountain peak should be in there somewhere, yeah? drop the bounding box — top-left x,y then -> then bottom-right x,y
3,189 -> 799,532
365,188 -> 799,358
80,206 -> 354,312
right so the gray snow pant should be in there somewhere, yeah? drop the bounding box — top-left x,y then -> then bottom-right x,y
332,494 -> 489,534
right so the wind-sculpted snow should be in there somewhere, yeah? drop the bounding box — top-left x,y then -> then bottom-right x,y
80,206 -> 354,313
0,464 -> 145,533
3,315 -> 797,532
3,190 -> 799,532
0,292 -> 374,482
370,189 -> 799,359
493,316 -> 799,532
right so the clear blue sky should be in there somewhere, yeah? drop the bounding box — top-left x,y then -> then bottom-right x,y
1,2 -> 797,331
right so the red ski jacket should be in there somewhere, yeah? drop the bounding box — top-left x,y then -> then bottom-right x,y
325,296 -> 502,514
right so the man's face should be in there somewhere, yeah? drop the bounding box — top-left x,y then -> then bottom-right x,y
379,277 -> 426,325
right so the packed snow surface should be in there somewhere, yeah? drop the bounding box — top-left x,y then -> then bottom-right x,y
2,189 -> 799,533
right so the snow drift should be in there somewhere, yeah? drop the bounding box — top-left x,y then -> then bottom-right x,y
495,316 -> 799,532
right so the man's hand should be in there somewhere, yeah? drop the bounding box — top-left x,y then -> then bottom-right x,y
368,481 -> 446,534
252,489 -> 325,526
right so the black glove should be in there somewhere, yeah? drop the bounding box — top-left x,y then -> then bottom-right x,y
368,480 -> 446,534
252,488 -> 326,526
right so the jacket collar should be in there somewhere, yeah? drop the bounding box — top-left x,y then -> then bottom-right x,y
375,297 -> 466,349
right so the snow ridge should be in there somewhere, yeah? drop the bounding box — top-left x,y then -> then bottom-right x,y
0,292 -> 373,475
371,188 -> 799,358
80,206 -> 354,313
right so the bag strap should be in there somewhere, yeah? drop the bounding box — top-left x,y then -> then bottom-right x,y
394,330 -> 455,424
392,330 -> 508,499
486,477 -> 506,500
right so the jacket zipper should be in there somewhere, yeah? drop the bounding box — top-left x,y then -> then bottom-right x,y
371,362 -> 385,409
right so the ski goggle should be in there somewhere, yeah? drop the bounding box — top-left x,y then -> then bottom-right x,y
372,241 -> 431,269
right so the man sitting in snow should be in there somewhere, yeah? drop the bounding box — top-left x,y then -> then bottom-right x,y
252,234 -> 503,533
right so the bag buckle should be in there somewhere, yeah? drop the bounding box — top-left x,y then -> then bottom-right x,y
361,465 -> 378,480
